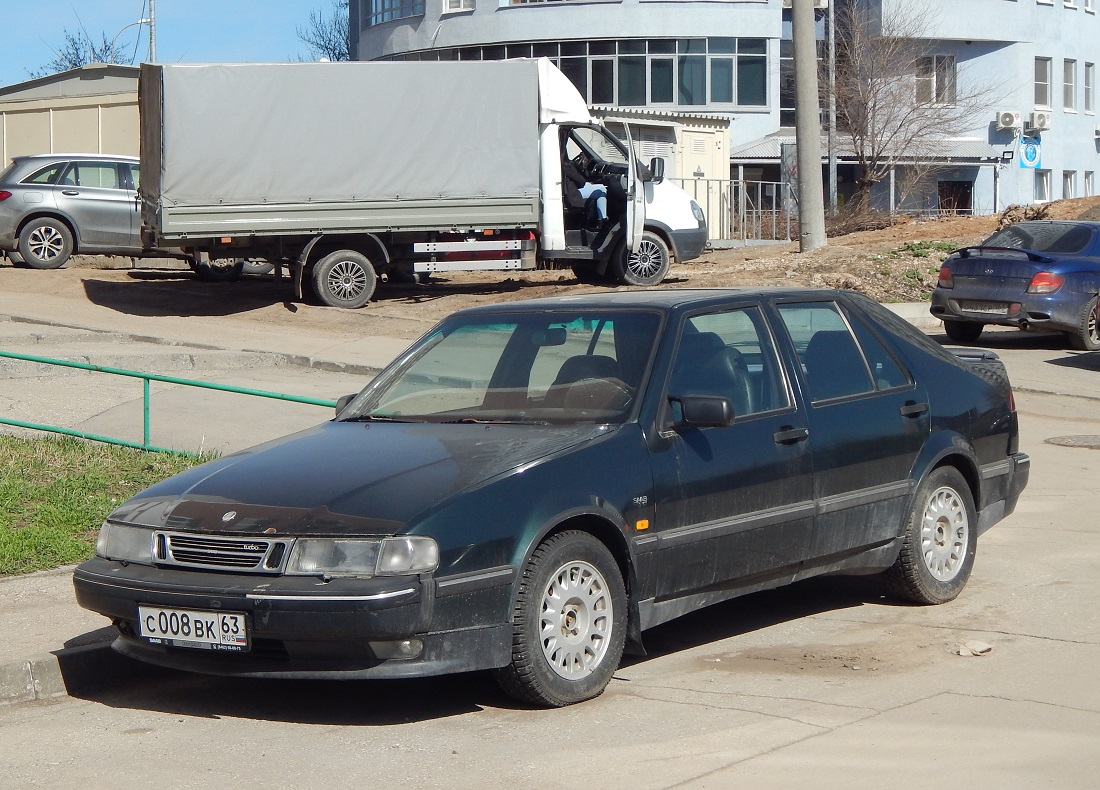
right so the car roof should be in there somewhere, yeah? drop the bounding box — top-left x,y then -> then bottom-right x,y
11,153 -> 138,164
453,287 -> 854,317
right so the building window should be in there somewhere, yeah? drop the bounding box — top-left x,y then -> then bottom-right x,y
1086,171 -> 1095,196
444,0 -> 475,10
916,55 -> 957,105
397,38 -> 768,110
1035,169 -> 1052,202
1064,59 -> 1077,111
1035,57 -> 1052,107
365,0 -> 424,26
1063,170 -> 1077,198
1086,63 -> 1095,113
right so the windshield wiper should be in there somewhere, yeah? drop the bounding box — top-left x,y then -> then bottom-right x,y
440,417 -> 551,425
339,414 -> 416,423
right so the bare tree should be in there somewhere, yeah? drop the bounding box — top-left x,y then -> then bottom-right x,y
30,28 -> 129,78
827,0 -> 1001,215
297,1 -> 351,62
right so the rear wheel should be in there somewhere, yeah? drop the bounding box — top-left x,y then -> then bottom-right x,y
943,320 -> 983,343
311,250 -> 377,308
884,466 -> 976,605
611,231 -> 670,287
494,531 -> 627,707
18,217 -> 73,269
1066,295 -> 1100,351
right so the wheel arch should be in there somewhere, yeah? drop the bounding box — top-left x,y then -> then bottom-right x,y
910,438 -> 982,525
519,510 -> 644,653
302,232 -> 390,270
16,211 -> 81,251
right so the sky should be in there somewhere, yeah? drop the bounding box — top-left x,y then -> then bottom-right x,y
0,0 -> 335,88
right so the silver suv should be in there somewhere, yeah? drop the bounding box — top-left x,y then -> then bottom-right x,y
0,153 -> 148,269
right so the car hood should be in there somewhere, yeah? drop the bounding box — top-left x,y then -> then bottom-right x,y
109,420 -> 613,536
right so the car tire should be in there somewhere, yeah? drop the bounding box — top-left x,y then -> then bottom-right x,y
311,250 -> 377,309
884,466 -> 976,605
943,320 -> 983,344
494,531 -> 627,707
195,259 -> 245,282
1066,295 -> 1100,351
611,231 -> 670,287
18,217 -> 73,269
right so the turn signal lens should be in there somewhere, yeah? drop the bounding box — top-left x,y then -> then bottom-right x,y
937,266 -> 954,288
1027,272 -> 1064,294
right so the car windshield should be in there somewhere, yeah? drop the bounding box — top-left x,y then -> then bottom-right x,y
979,222 -> 1093,254
343,310 -> 661,425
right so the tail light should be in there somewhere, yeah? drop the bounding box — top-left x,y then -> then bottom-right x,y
0,190 -> 11,201
1027,272 -> 1064,294
937,266 -> 954,289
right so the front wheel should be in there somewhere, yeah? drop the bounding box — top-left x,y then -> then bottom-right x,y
611,231 -> 670,287
311,250 -> 377,308
494,531 -> 627,707
943,319 -> 983,344
884,466 -> 976,605
1066,295 -> 1100,351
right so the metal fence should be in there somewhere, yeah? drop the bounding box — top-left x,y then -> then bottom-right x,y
670,179 -> 794,243
0,351 -> 337,455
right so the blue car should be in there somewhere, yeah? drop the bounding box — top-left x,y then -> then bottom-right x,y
930,220 -> 1100,349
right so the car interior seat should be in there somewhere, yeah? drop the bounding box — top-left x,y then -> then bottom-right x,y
803,330 -> 872,402
669,331 -> 754,416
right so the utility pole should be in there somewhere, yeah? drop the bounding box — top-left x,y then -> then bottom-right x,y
793,0 -> 827,252
827,0 -> 837,216
149,0 -> 157,62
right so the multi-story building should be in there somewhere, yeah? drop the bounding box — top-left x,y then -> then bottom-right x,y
351,0 -> 1100,215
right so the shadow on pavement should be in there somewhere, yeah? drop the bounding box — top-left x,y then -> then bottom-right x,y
66,575 -> 892,725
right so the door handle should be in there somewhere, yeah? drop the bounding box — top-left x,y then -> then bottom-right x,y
773,426 -> 809,445
61,190 -> 79,196
899,402 -> 929,418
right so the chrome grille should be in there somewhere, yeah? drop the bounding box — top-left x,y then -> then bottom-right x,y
156,531 -> 288,573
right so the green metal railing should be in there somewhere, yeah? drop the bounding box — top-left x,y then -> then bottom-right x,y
0,350 -> 338,456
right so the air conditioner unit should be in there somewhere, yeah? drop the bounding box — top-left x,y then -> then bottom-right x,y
1027,111 -> 1052,131
995,111 -> 1022,131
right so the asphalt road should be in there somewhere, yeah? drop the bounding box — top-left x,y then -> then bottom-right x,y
0,305 -> 1098,787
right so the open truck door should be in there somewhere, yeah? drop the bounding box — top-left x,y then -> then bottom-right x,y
623,123 -> 645,257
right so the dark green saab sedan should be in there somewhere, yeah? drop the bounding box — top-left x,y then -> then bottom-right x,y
74,289 -> 1029,706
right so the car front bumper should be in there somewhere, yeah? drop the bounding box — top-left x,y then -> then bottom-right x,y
73,558 -> 514,679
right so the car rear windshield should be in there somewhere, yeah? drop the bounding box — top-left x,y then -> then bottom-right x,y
980,222 -> 1093,254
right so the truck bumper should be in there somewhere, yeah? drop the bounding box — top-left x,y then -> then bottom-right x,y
667,226 -> 709,263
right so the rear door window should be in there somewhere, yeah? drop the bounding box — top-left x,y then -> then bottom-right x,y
776,303 -> 875,403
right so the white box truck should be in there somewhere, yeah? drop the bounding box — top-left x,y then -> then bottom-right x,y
138,59 -> 708,308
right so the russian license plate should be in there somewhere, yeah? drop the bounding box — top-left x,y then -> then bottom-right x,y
138,606 -> 249,652
958,300 -> 1009,316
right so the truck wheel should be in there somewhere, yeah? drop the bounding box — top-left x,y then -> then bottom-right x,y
611,231 -> 670,287
883,466 -> 976,605
18,217 -> 73,269
943,320 -> 983,343
312,250 -> 377,308
195,259 -> 244,282
1066,295 -> 1100,351
241,258 -> 275,276
494,531 -> 627,707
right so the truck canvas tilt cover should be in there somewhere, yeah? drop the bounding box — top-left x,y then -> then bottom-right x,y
138,58 -> 709,307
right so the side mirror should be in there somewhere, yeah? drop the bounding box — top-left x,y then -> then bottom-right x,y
670,395 -> 734,428
336,393 -> 357,416
649,157 -> 665,184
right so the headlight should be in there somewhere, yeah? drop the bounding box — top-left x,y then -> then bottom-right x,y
96,522 -> 154,563
690,200 -> 706,224
285,537 -> 438,577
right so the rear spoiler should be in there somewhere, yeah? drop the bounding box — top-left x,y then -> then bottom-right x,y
956,245 -> 1054,264
949,348 -> 1002,363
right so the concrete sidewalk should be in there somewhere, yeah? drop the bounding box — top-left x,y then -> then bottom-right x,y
1,300 -> 942,705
